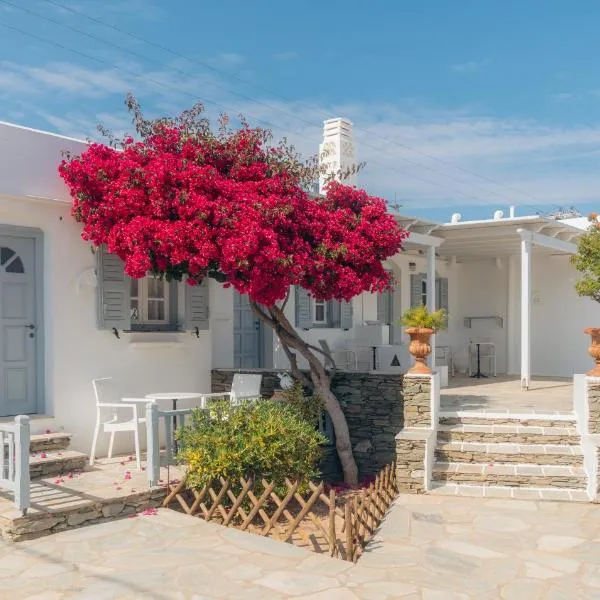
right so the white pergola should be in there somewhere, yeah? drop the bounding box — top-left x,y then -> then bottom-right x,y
436,216 -> 582,388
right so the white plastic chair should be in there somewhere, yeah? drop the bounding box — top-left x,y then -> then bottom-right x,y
90,377 -> 151,470
200,373 -> 263,406
436,346 -> 455,377
468,339 -> 497,377
318,339 -> 358,371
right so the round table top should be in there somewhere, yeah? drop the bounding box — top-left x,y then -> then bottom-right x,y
145,392 -> 205,400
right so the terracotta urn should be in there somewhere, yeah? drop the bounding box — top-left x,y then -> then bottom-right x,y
585,327 -> 600,376
405,327 -> 434,375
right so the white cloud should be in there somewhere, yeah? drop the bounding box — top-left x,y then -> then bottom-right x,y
451,59 -> 491,74
211,53 -> 246,68
3,58 -> 600,214
552,92 -> 575,103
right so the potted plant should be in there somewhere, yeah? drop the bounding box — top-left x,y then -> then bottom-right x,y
399,306 -> 447,375
571,213 -> 600,375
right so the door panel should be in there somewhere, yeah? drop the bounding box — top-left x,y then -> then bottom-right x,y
0,235 -> 37,416
233,292 -> 262,368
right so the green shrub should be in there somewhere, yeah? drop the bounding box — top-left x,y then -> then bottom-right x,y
399,305 -> 447,331
176,398 -> 327,493
278,382 -> 324,425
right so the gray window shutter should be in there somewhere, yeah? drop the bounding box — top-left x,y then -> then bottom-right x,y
330,300 -> 340,328
410,273 -> 425,308
377,290 -> 391,324
295,286 -> 312,330
340,300 -> 353,330
96,246 -> 131,331
184,278 -> 209,330
438,277 -> 449,315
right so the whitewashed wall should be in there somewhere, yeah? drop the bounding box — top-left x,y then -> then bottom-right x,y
0,123 -> 213,455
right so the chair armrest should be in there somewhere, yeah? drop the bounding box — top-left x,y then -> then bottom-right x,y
98,402 -> 138,409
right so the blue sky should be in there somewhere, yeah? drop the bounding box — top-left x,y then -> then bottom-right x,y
1,0 -> 600,222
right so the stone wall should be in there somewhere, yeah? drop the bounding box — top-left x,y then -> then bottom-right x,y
395,431 -> 430,494
395,374 -> 435,494
589,383 -> 600,434
211,369 -> 404,481
403,376 -> 433,427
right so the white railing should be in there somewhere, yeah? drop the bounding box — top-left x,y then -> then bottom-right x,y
146,403 -> 193,487
0,416 -> 30,514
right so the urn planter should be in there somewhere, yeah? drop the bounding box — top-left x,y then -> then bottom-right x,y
585,327 -> 600,377
405,327 -> 434,375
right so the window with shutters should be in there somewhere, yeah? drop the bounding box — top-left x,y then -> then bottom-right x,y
312,299 -> 328,325
411,273 -> 449,320
97,247 -> 210,334
130,276 -> 171,325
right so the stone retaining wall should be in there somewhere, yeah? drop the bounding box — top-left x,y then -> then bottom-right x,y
395,374 -> 436,494
1,488 -> 166,542
211,369 -> 404,480
588,383 -> 600,434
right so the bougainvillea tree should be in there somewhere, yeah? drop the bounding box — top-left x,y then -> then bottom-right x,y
59,97 -> 408,484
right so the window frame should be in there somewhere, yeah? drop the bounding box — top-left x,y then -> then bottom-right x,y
312,298 -> 329,326
129,275 -> 178,332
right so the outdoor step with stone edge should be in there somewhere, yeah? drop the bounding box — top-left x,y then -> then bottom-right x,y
29,450 -> 88,479
437,423 -> 580,445
432,461 -> 587,489
435,441 -> 584,467
429,481 -> 590,502
439,411 -> 577,429
29,432 -> 72,453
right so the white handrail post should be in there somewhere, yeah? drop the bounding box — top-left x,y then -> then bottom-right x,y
14,415 -> 30,515
146,402 -> 160,487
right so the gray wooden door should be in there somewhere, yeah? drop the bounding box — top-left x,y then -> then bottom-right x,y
0,236 -> 37,416
233,292 -> 262,368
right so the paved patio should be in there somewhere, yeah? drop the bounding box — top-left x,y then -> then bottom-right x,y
442,375 -> 573,414
3,493 -> 600,599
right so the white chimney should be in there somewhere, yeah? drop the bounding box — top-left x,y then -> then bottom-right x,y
509,205 -> 516,218
451,213 -> 462,223
319,118 -> 356,194
493,210 -> 504,220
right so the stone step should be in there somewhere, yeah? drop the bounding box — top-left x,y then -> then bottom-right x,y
435,441 -> 583,466
29,450 -> 88,479
437,423 -> 580,445
30,433 -> 71,453
0,457 -> 173,541
429,481 -> 590,502
432,461 -> 587,489
439,411 -> 577,428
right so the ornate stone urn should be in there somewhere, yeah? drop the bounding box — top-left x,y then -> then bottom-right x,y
585,327 -> 600,376
405,327 -> 434,375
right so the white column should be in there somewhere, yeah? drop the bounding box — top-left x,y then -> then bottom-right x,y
520,236 -> 532,390
426,246 -> 436,369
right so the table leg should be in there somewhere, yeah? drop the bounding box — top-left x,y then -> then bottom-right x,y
471,343 -> 488,379
172,399 -> 178,455
372,347 -> 377,371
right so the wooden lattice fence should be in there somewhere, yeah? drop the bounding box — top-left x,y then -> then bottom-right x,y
163,462 -> 397,561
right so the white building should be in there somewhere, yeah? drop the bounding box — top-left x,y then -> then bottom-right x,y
0,119 -> 597,457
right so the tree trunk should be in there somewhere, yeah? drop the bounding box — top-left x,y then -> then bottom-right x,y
250,300 -> 359,486
313,375 -> 358,486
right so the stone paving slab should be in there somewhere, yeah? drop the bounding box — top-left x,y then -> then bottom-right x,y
2,494 -> 600,598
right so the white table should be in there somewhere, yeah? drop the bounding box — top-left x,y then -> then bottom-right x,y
145,392 -> 205,453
